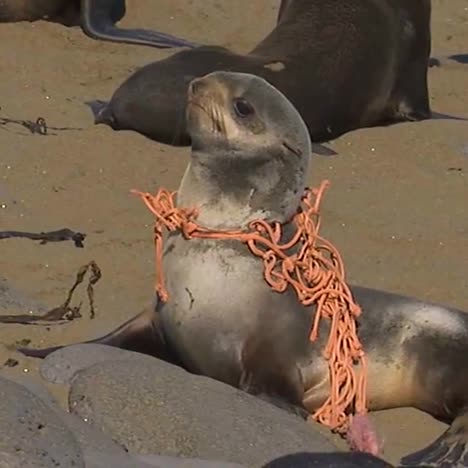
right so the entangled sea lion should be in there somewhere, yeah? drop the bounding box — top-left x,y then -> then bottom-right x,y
19,72 -> 468,467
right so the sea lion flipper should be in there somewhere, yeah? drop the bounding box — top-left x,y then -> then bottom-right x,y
400,414 -> 468,467
429,54 -> 468,68
18,305 -> 181,364
85,100 -> 114,126
80,0 -> 199,49
450,54 -> 468,65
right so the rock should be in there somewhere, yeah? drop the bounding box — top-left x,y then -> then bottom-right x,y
40,343 -> 146,385
262,451 -> 394,467
83,450 -> 247,468
6,374 -> 243,468
125,453 -> 245,468
5,374 -> 130,462
0,376 -> 84,468
67,347 -> 337,466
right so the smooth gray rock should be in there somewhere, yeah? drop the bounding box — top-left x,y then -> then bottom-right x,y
40,343 -> 146,384
83,450 -> 246,468
5,375 -> 131,464
261,452 -> 393,467
68,350 -> 337,467
0,376 -> 84,468
5,375 -> 245,468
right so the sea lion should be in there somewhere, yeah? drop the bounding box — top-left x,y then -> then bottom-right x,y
90,0 -> 433,146
0,0 -> 197,49
18,72 -> 468,467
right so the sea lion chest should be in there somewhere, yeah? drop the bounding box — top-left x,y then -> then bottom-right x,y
158,233 -> 312,386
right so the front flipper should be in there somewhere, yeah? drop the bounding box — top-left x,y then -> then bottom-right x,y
18,305 -> 182,366
80,0 -> 200,49
86,100 -> 113,126
400,413 -> 468,467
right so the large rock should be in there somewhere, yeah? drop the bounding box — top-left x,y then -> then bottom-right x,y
5,374 -> 133,467
0,376 -> 84,468
64,345 -> 336,466
5,374 -> 246,468
134,454 -> 245,468
262,452 -> 393,467
40,343 -> 146,385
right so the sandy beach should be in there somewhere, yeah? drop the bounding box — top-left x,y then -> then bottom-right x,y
0,0 -> 467,464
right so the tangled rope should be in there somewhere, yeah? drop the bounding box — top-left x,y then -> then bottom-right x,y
131,180 -> 368,434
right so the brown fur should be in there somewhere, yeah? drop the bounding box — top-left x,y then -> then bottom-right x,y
91,0 -> 432,146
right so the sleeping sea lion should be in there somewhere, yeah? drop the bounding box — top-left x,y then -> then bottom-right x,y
89,0 -> 433,146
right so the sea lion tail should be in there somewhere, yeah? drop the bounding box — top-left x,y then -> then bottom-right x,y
400,413 -> 468,467
85,100 -> 116,127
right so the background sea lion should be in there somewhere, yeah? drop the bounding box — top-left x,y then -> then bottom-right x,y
18,71 -> 468,467
0,0 -> 197,48
90,0 -> 433,146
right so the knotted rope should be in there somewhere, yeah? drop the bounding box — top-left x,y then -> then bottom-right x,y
131,179 -> 368,434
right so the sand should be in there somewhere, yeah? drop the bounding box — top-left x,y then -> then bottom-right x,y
0,0 -> 467,464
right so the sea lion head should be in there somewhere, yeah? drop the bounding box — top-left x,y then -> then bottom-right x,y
181,71 -> 312,228
186,71 -> 310,164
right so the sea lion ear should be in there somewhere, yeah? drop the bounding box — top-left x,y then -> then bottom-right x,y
282,140 -> 303,157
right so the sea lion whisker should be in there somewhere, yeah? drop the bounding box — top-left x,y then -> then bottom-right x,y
214,105 -> 225,135
211,105 -> 218,133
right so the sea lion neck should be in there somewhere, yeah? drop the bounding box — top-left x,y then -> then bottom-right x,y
176,148 -> 306,230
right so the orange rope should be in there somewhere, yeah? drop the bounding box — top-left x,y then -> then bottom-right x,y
131,180 -> 368,434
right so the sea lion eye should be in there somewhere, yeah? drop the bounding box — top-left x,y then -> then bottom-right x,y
233,98 -> 255,118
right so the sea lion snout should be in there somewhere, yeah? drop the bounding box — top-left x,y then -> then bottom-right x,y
187,74 -> 227,103
186,75 -> 233,142
188,77 -> 212,97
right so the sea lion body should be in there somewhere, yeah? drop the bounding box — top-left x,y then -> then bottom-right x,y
160,230 -> 468,434
92,0 -> 432,146
19,72 -> 468,466
0,0 -> 197,48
